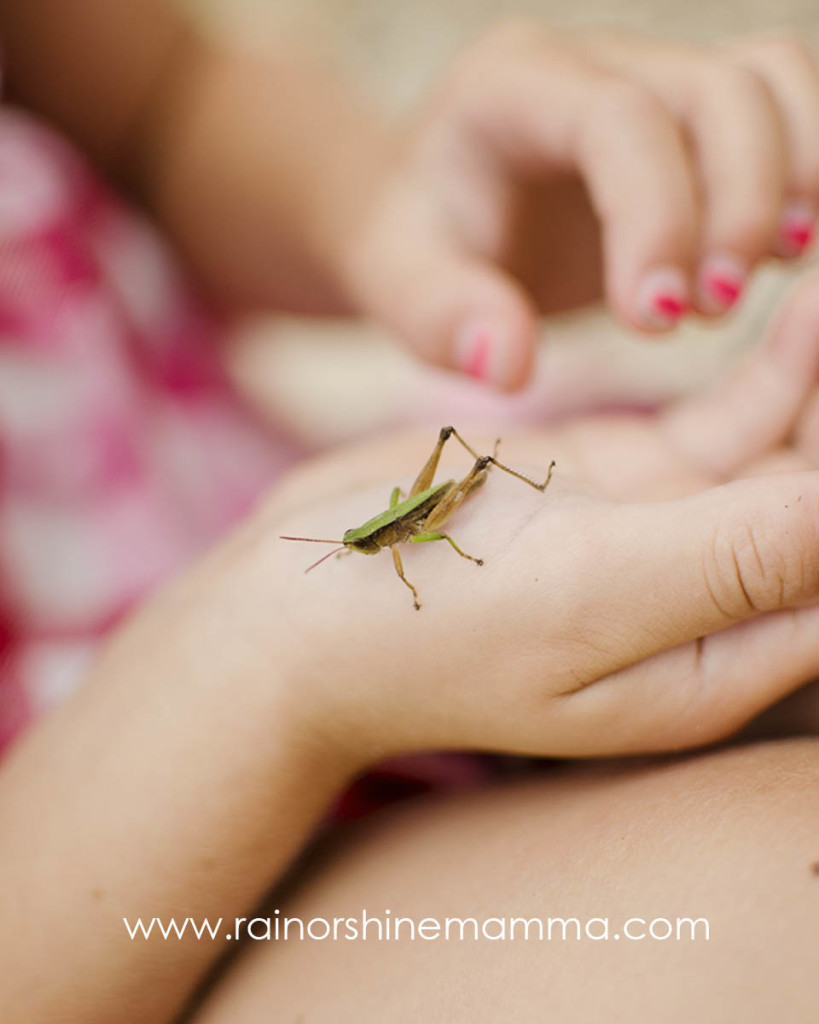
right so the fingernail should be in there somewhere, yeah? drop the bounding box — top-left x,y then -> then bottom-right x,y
778,200 -> 816,258
698,254 -> 746,313
635,268 -> 689,329
455,321 -> 504,386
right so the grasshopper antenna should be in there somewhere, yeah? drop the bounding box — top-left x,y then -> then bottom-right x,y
280,536 -> 344,544
304,546 -> 346,573
279,536 -> 347,573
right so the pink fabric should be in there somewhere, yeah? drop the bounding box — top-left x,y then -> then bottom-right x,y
0,108 -> 298,751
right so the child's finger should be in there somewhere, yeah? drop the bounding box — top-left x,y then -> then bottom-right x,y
671,60 -> 786,314
348,205 -> 539,390
729,35 -> 819,258
438,29 -> 701,332
539,471 -> 819,696
550,605 -> 819,756
467,471 -> 819,756
581,35 -> 788,315
661,270 -> 819,475
793,384 -> 819,464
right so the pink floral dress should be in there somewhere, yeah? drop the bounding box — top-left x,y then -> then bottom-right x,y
0,108 -> 298,752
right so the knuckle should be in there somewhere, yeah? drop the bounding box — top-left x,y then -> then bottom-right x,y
449,18 -> 566,97
703,59 -> 775,110
709,514 -> 782,617
582,76 -> 669,146
437,58 -> 493,120
591,76 -> 666,123
753,32 -> 817,72
442,21 -> 544,111
708,503 -> 819,619
447,20 -> 542,90
434,52 -> 511,128
436,21 -> 574,131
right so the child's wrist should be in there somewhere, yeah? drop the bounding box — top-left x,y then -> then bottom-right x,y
101,528 -> 368,792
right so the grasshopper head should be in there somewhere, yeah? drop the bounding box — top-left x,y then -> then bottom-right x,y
342,527 -> 381,554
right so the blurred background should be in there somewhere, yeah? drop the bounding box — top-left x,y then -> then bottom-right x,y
184,0 -> 819,448
191,0 -> 819,114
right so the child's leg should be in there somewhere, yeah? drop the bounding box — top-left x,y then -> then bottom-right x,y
191,738 -> 819,1023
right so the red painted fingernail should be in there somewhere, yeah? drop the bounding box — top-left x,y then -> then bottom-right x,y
699,255 -> 746,312
654,294 -> 687,319
785,223 -> 814,251
456,321 -> 498,384
636,268 -> 689,330
464,331 -> 491,379
708,276 -> 741,306
779,200 -> 816,257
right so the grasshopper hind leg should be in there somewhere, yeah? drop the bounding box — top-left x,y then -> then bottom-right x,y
455,428 -> 556,493
391,546 -> 421,610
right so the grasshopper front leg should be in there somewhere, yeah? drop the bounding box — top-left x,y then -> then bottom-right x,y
392,531 -> 482,611
391,546 -> 421,610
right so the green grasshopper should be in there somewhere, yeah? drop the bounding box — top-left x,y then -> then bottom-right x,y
281,426 -> 555,610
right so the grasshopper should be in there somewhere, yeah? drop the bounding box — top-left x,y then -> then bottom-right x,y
281,426 -> 555,610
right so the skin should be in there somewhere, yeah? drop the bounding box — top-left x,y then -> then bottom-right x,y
2,273 -> 819,1021
190,740 -> 819,1024
0,4 -> 819,1019
1,6 -> 818,387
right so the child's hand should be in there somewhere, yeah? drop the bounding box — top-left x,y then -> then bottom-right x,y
342,26 -> 819,390
9,274 -> 817,1024
263,271 -> 819,766
10,12 -> 815,395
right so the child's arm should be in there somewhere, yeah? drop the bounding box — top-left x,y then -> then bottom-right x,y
0,0 -> 387,314
0,522 -> 362,1024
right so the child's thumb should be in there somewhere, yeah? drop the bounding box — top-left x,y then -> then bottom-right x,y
347,227 -> 539,391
